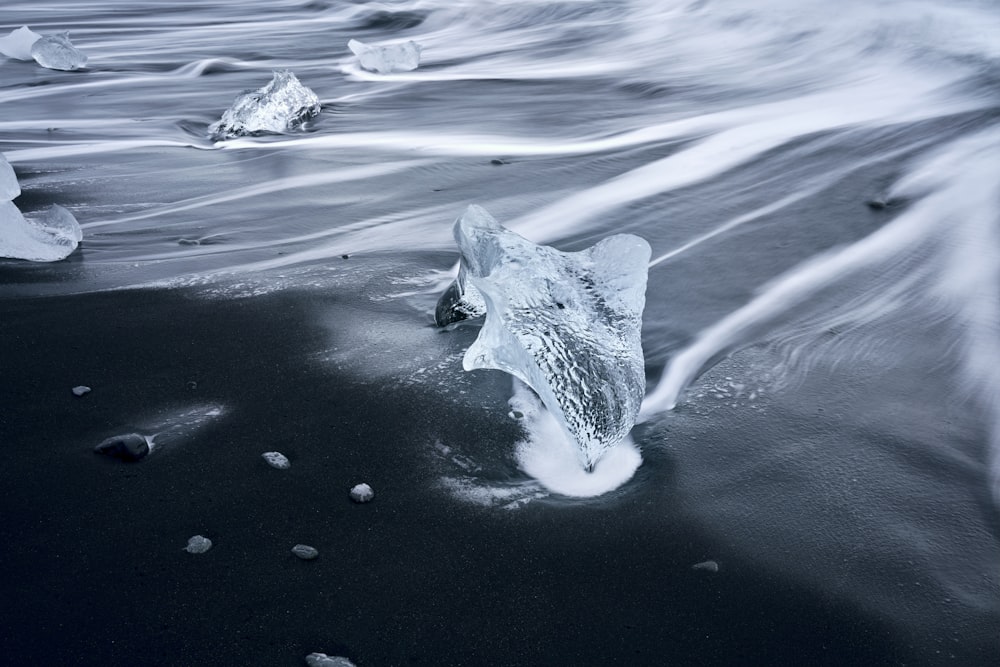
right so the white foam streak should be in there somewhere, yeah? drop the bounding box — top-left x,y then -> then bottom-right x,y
4,139 -> 206,163
84,159 -> 431,229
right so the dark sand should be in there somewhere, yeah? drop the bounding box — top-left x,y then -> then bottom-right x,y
0,285 -> 910,666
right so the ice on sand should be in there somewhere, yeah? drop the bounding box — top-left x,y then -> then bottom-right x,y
0,26 -> 41,61
31,32 -> 87,71
210,70 -> 320,139
0,154 -> 20,201
348,38 -> 421,74
436,205 -> 650,471
0,201 -> 82,262
262,451 -> 291,469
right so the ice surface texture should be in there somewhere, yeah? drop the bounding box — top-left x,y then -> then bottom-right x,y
0,26 -> 41,61
210,70 -> 320,139
436,205 -> 650,471
30,32 -> 87,71
348,39 -> 421,74
1,153 -> 82,262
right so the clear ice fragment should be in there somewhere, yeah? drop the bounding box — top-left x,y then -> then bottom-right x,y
0,201 -> 82,262
436,205 -> 650,471
0,26 -> 41,61
209,70 -> 320,140
348,38 -> 422,74
0,153 -> 20,201
30,32 -> 87,71
349,483 -> 374,503
262,451 -> 291,469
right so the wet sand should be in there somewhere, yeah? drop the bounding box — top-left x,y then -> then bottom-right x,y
0,285 -> 918,666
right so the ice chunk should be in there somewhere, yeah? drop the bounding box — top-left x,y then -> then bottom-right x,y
184,535 -> 212,554
692,560 -> 720,573
348,38 -> 421,74
436,205 -> 650,471
30,32 -> 87,71
0,201 -> 82,262
72,385 -> 91,397
94,433 -> 150,462
306,654 -> 356,667
0,154 -> 20,201
209,70 -> 320,140
0,26 -> 42,61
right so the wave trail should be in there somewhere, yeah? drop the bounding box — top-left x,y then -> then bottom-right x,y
641,127 -> 1000,421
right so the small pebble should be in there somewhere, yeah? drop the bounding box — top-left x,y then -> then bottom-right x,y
490,158 -> 507,165
262,451 -> 291,469
341,254 -> 350,260
94,433 -> 149,462
291,544 -> 319,560
350,483 -> 374,503
72,385 -> 91,397
692,560 -> 719,573
184,535 -> 212,554
306,654 -> 356,667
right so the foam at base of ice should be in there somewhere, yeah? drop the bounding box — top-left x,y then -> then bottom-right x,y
349,38 -> 422,74
511,381 -> 642,497
0,201 -> 82,262
30,32 -> 87,71
210,70 -> 320,139
0,26 -> 41,61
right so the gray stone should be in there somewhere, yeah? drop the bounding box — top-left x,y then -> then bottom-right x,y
305,653 -> 355,667
349,483 -> 374,503
184,535 -> 212,554
291,544 -> 319,560
262,451 -> 291,469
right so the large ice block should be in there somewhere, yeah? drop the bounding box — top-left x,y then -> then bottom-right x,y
436,205 -> 650,471
0,154 -> 20,201
0,201 -> 82,262
348,39 -> 421,74
210,70 -> 321,139
0,26 -> 41,61
30,32 -> 87,71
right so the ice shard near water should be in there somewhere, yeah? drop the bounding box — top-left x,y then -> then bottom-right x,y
210,70 -> 320,140
348,39 -> 422,74
0,154 -> 21,201
436,205 -> 650,471
0,26 -> 41,61
30,32 -> 87,71
0,202 -> 83,262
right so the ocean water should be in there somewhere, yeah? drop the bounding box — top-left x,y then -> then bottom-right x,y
2,0 -> 998,664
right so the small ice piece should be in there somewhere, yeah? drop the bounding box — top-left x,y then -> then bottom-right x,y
262,451 -> 291,469
0,202 -> 82,262
436,205 -> 650,471
291,544 -> 319,560
30,32 -> 87,71
93,433 -> 149,462
0,26 -> 42,61
348,38 -> 421,74
184,535 -> 213,554
72,385 -> 91,397
692,560 -> 719,573
349,482 -> 374,503
209,70 -> 320,139
305,654 -> 356,667
0,154 -> 20,201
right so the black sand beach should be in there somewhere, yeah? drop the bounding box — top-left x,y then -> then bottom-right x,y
0,284 -> 991,666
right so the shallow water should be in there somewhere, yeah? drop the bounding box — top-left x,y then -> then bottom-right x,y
1,0 -> 998,664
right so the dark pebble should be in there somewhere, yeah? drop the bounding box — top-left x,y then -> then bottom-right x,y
94,433 -> 150,462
